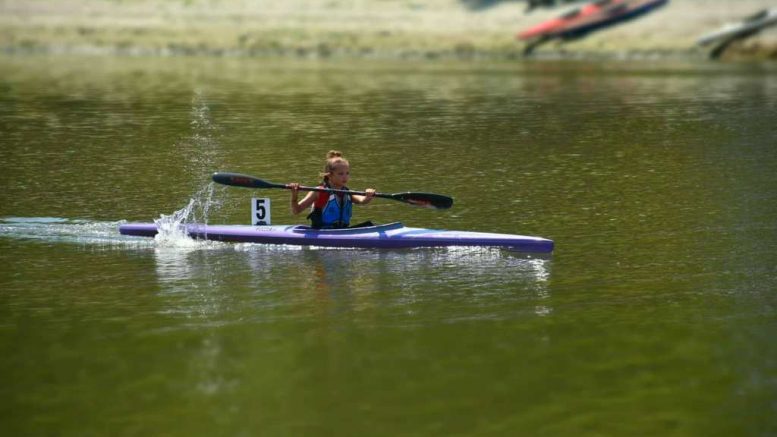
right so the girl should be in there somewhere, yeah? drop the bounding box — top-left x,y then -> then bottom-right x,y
289,150 -> 376,229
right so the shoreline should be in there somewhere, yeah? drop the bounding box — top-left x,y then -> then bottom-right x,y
1,0 -> 776,61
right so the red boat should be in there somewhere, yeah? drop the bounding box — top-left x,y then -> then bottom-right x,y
517,0 -> 668,51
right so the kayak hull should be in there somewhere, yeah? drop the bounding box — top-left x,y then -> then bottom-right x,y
518,0 -> 668,41
119,222 -> 554,253
557,0 -> 668,40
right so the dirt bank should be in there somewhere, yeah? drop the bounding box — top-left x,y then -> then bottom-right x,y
1,0 -> 775,60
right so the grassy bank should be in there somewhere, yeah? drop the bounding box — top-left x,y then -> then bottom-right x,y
1,0 -> 776,60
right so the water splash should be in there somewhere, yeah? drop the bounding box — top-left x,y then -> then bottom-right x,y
150,88 -> 225,247
153,182 -> 222,247
0,187 -> 223,251
177,90 -> 220,188
0,91 -> 227,251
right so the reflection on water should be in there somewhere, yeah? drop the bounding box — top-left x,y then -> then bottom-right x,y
147,237 -> 556,327
152,244 -> 233,327
0,215 -> 553,328
235,244 -> 553,325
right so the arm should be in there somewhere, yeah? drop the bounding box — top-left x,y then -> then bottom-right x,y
289,183 -> 318,215
351,188 -> 376,205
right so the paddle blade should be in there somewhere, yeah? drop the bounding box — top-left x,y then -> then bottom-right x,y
390,192 -> 454,209
212,172 -> 283,189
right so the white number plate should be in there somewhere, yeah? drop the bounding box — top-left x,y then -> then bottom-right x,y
251,197 -> 271,225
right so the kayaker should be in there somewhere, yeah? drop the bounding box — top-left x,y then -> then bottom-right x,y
289,150 -> 376,229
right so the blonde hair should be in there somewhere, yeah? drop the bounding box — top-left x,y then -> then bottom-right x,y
321,150 -> 349,182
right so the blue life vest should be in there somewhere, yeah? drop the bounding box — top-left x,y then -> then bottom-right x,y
308,184 -> 352,229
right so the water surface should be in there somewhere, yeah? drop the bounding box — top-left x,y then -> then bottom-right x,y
1,55 -> 776,435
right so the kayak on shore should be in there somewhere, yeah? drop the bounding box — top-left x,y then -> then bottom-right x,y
518,0 -> 669,54
119,221 -> 555,253
697,9 -> 777,47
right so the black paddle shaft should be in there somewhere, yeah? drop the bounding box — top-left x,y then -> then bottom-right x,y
212,172 -> 453,209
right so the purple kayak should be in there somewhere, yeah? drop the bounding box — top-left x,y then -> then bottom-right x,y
119,222 -> 554,252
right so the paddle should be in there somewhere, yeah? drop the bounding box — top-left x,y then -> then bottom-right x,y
212,172 -> 453,209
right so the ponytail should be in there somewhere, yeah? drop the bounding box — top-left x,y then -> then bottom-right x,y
320,150 -> 349,183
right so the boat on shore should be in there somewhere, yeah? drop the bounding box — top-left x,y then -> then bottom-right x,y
697,9 -> 777,47
119,221 -> 554,252
518,0 -> 668,54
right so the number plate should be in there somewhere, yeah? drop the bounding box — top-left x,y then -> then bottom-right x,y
251,198 -> 271,225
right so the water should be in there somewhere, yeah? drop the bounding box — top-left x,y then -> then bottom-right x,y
1,55 -> 776,435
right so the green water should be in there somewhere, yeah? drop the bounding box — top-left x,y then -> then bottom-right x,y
1,55 -> 776,435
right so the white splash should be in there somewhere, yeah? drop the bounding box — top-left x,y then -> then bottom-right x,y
153,183 -> 221,247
